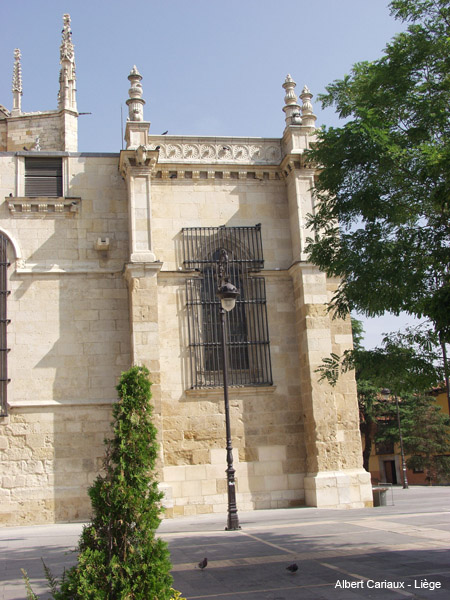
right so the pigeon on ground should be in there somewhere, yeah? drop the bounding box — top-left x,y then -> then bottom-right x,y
286,563 -> 298,573
198,557 -> 208,570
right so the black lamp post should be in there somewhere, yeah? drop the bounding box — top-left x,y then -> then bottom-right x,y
382,389 -> 409,489
216,249 -> 241,531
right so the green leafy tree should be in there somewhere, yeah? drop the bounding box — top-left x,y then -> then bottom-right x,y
356,379 -> 381,473
377,392 -> 450,484
57,365 -> 174,599
305,0 -> 450,400
351,318 -> 381,472
318,320 -> 444,472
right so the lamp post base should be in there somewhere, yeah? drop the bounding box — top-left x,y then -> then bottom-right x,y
225,465 -> 240,530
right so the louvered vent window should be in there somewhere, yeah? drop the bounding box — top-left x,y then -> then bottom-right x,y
25,157 -> 63,197
0,234 -> 10,416
183,225 -> 272,389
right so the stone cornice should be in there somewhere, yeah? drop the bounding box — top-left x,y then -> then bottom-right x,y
7,196 -> 81,217
147,135 -> 282,165
152,164 -> 282,182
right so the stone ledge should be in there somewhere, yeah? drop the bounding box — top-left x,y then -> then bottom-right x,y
6,196 -> 81,217
8,398 -> 116,408
185,385 -> 276,398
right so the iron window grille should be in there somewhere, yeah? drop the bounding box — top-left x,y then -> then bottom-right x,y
0,233 -> 10,416
183,225 -> 272,389
25,157 -> 63,197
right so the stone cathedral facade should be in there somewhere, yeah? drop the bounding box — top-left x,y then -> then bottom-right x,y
0,15 -> 372,526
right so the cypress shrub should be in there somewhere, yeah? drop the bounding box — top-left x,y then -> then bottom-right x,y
57,365 -> 174,599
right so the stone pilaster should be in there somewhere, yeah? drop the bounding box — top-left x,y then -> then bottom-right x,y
282,78 -> 372,507
289,264 -> 373,507
123,262 -> 163,427
282,161 -> 316,262
119,150 -> 159,262
120,62 -> 163,447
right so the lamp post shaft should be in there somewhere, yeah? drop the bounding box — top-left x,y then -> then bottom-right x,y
395,394 -> 409,489
220,306 -> 240,530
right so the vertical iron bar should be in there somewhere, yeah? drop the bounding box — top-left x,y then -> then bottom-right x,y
259,279 -> 267,383
0,235 -> 9,416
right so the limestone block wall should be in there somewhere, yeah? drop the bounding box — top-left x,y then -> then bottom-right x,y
1,111 -> 78,152
8,273 -> 131,406
0,405 -> 112,525
0,153 -> 131,525
150,177 -> 291,270
151,176 -> 309,516
0,142 -> 372,524
0,120 -> 6,151
0,154 -> 128,268
0,155 -> 15,196
146,161 -> 371,514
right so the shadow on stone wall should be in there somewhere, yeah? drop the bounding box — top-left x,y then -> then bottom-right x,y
8,210 -> 131,523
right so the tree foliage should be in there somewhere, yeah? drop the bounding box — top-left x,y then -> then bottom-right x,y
60,365 -> 174,599
26,366 -> 175,600
318,323 -> 443,394
377,392 -> 450,484
318,320 -> 446,473
306,0 -> 450,344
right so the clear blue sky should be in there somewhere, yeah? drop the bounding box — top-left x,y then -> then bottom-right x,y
0,0 -> 419,347
1,0 -> 404,149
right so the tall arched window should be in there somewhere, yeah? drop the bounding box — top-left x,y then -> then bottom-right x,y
0,233 -> 10,416
184,225 -> 272,389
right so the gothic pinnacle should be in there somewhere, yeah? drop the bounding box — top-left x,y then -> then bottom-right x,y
12,48 -> 22,114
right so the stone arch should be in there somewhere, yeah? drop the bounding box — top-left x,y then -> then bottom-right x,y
0,228 -> 23,266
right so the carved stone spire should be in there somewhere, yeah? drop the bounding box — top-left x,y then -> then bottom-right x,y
282,74 -> 302,128
126,66 -> 145,122
124,67 -> 150,149
300,85 -> 317,128
58,14 -> 77,112
11,49 -> 22,115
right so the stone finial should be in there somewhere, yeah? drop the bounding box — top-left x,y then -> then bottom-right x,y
300,85 -> 317,128
282,74 -> 302,127
60,14 -> 74,61
58,13 -> 77,112
12,49 -> 22,115
126,66 -> 146,122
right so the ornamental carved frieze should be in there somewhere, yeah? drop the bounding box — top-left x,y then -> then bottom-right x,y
153,140 -> 282,165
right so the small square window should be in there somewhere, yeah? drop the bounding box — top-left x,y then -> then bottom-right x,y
25,157 -> 62,197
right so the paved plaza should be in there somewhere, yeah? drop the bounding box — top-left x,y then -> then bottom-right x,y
1,486 -> 449,599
